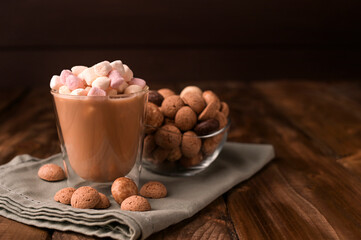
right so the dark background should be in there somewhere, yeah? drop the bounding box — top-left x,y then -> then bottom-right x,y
0,0 -> 360,87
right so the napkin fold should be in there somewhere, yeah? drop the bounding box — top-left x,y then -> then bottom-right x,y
0,142 -> 274,240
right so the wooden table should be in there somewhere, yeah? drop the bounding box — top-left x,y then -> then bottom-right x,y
1,80 -> 361,239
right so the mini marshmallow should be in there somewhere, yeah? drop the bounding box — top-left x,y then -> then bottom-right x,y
123,64 -> 133,82
124,84 -> 143,94
118,81 -> 129,93
60,70 -> 72,84
107,89 -> 118,96
71,66 -> 87,76
50,75 -> 62,90
110,60 -> 125,75
108,70 -> 125,89
92,77 -> 110,90
71,88 -> 88,96
66,75 -> 85,90
88,87 -> 106,96
59,85 -> 71,95
129,78 -> 146,88
93,61 -> 112,77
79,67 -> 98,85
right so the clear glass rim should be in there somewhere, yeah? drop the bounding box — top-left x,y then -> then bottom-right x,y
50,85 -> 149,99
146,118 -> 231,139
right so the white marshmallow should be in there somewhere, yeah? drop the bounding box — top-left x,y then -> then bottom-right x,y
110,60 -> 125,75
117,81 -> 129,93
59,85 -> 71,95
71,66 -> 87,76
71,88 -> 88,96
79,67 -> 98,85
93,61 -> 112,76
92,77 -> 110,90
107,89 -> 118,96
50,75 -> 62,90
123,64 -> 133,82
124,84 -> 143,94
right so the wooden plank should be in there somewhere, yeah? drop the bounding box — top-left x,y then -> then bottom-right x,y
218,82 -> 361,239
0,88 -> 59,165
52,231 -> 108,240
0,216 -> 50,240
0,1 -> 360,47
253,80 -> 361,156
148,197 -> 236,240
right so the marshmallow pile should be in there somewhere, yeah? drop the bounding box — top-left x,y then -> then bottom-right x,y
50,60 -> 147,96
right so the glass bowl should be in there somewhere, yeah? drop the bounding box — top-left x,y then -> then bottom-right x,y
142,119 -> 230,176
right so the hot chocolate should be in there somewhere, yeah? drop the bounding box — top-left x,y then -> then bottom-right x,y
53,91 -> 147,182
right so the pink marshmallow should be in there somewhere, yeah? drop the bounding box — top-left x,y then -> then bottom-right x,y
87,87 -> 106,96
129,78 -> 146,88
66,75 -> 85,90
60,70 -> 72,84
108,70 -> 125,89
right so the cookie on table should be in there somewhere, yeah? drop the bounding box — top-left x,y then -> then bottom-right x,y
71,186 -> 100,209
95,193 -> 110,209
54,187 -> 76,205
111,177 -> 138,205
121,195 -> 151,211
38,164 -> 66,182
140,181 -> 167,199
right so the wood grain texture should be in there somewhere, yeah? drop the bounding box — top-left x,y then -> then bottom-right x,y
0,216 -> 50,240
1,81 -> 361,240
148,197 -> 235,240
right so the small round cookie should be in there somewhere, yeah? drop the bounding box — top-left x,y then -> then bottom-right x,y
194,119 -> 220,136
198,101 -> 219,121
181,92 -> 206,114
148,90 -> 164,106
220,102 -> 230,118
160,95 -> 184,119
154,124 -> 182,149
111,177 -> 138,205
180,86 -> 203,98
174,106 -> 197,131
140,181 -> 167,199
54,187 -> 76,205
143,134 -> 156,158
214,111 -> 228,129
180,152 -> 203,168
71,186 -> 100,209
95,193 -> 111,209
121,195 -> 151,211
158,88 -> 175,98
152,147 -> 171,164
202,135 -> 223,156
145,102 -> 164,132
181,131 -> 202,158
203,90 -> 221,110
167,146 -> 182,161
38,164 -> 66,182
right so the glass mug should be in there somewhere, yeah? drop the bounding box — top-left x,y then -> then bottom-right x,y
51,87 -> 148,189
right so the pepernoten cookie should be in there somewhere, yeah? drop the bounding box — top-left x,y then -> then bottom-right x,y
160,95 -> 184,118
175,106 -> 197,131
54,187 -> 76,205
111,177 -> 138,205
71,186 -> 100,209
140,181 -> 167,199
95,193 -> 110,209
121,195 -> 151,211
181,131 -> 202,158
38,164 -> 66,182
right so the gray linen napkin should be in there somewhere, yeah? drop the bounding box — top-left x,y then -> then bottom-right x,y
0,142 -> 274,240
